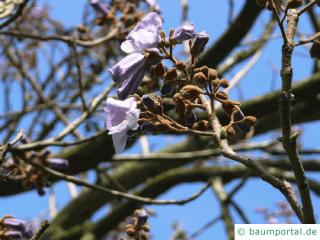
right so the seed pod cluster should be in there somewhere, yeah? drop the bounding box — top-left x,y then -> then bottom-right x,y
124,209 -> 150,240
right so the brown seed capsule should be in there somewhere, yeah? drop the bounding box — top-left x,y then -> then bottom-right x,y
242,116 -> 257,126
164,68 -> 178,81
256,0 -> 267,7
192,120 -> 209,131
175,61 -> 186,71
126,228 -> 136,237
211,79 -> 220,88
222,100 -> 240,116
226,126 -> 236,137
199,66 -> 209,75
194,72 -> 207,84
215,91 -> 228,100
287,0 -> 303,9
220,79 -> 230,88
155,63 -> 166,77
180,85 -> 204,101
208,68 -> 218,81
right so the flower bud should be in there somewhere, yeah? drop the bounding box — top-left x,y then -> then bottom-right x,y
194,72 -> 207,84
180,85 -> 204,101
192,120 -> 209,131
141,95 -> 163,114
215,91 -> 228,100
2,217 -> 27,232
242,116 -> 257,126
226,126 -> 236,137
172,23 -> 196,43
191,31 -> 209,56
208,68 -> 218,81
135,209 -> 148,227
220,79 -> 229,88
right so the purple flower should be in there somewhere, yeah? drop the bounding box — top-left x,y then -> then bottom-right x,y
145,0 -> 161,14
135,209 -> 148,226
120,12 -> 163,54
3,218 -> 27,232
172,23 -> 196,43
46,158 -> 69,170
109,53 -> 146,99
191,31 -> 209,56
90,0 -> 110,15
105,98 -> 140,153
109,13 -> 162,99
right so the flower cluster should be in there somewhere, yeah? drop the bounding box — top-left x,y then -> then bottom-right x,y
89,0 -> 160,27
105,12 -> 257,153
0,216 -> 35,239
121,209 -> 150,240
2,138 -> 69,196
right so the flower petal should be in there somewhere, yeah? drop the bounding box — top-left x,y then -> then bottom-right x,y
112,132 -> 128,153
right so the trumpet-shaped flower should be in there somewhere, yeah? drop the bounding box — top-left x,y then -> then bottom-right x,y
120,12 -> 163,54
105,97 -> 140,153
109,12 -> 163,99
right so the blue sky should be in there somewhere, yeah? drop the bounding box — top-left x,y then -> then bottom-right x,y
1,1 -> 320,239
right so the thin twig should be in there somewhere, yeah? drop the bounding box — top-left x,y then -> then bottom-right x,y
23,156 -> 211,205
30,220 -> 50,240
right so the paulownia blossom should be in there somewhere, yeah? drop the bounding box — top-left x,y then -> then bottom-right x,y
108,12 -> 163,99
104,97 -> 140,153
172,23 -> 196,43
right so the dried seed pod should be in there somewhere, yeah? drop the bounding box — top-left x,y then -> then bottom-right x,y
220,79 -> 229,88
194,72 -> 207,84
215,91 -> 228,100
226,126 -> 236,137
242,116 -> 257,126
164,68 -> 178,81
155,63 -> 166,77
180,85 -> 204,101
175,61 -> 186,71
192,120 -> 209,131
211,79 -> 220,90
208,68 -> 218,81
287,0 -> 303,9
222,100 -> 240,116
141,95 -> 163,114
199,66 -> 209,75
236,122 -> 251,133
